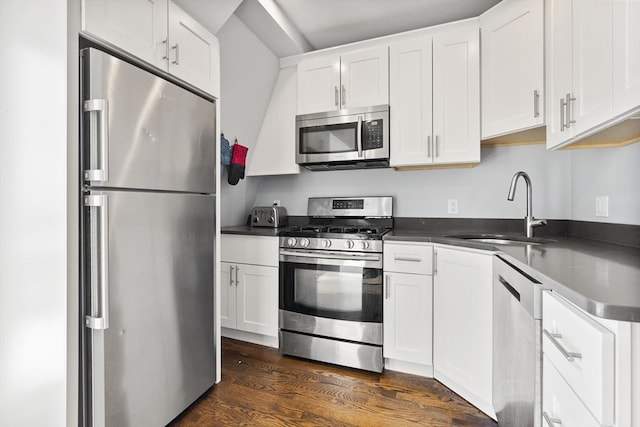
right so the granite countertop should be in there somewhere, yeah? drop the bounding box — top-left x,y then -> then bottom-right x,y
385,229 -> 640,323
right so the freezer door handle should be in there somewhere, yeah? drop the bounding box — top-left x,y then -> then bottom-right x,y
84,99 -> 109,182
85,194 -> 110,330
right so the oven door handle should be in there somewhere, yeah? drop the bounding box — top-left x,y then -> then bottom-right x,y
280,250 -> 381,262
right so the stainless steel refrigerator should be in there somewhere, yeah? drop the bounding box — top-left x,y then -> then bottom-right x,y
80,47 -> 216,427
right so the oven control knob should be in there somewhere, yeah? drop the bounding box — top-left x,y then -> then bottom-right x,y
322,239 -> 331,248
287,237 -> 297,247
359,241 -> 369,250
344,240 -> 354,249
300,238 -> 310,248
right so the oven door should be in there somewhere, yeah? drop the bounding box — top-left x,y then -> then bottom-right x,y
279,249 -> 383,324
295,107 -> 389,165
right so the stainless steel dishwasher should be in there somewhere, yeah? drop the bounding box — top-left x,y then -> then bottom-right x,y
493,255 -> 544,427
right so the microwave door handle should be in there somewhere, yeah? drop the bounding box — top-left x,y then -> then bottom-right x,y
357,115 -> 363,157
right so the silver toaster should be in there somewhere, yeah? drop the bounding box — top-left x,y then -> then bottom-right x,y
250,205 -> 288,227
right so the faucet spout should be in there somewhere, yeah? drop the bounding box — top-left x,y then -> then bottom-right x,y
507,171 -> 545,238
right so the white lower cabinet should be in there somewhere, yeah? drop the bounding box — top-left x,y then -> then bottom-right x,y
432,245 -> 494,419
383,242 -> 433,376
220,234 -> 279,347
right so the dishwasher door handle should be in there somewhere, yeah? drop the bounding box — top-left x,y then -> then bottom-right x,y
498,275 -> 521,301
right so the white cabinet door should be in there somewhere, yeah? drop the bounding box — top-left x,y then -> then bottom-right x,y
297,53 -> 340,114
247,66 -> 300,176
383,272 -> 433,365
545,0 -> 574,148
389,37 -> 433,167
480,0 -> 544,138
432,27 -> 480,164
546,0 -> 614,149
220,262 -> 236,329
82,0 -> 168,69
433,246 -> 493,417
168,1 -> 219,97
236,264 -> 279,337
341,46 -> 389,109
613,0 -> 640,116
570,0 -> 613,137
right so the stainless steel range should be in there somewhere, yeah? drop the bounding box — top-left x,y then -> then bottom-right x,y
279,196 -> 393,373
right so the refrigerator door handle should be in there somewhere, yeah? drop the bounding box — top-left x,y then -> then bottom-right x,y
85,194 -> 110,330
84,99 -> 109,182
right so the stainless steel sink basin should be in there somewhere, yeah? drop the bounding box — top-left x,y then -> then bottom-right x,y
445,234 -> 558,246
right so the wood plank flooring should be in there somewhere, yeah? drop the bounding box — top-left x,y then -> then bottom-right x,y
170,338 -> 497,426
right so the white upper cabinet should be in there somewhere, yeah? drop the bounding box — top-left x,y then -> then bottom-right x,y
389,37 -> 433,167
247,66 -> 300,176
297,46 -> 389,115
432,26 -> 480,165
613,0 -> 640,116
167,2 -> 220,97
389,23 -> 480,167
546,0 -> 614,149
82,0 -> 168,69
480,0 -> 544,139
82,0 -> 219,97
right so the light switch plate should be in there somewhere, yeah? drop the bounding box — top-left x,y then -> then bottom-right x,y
447,199 -> 459,215
595,196 -> 609,217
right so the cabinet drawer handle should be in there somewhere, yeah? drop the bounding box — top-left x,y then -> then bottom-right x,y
235,265 -> 239,286
341,85 -> 346,106
533,90 -> 540,118
172,43 -> 180,65
335,86 -> 339,107
394,256 -> 422,262
435,135 -> 440,158
543,411 -> 561,426
229,266 -> 234,286
427,135 -> 432,158
566,93 -> 576,127
543,329 -> 582,362
560,97 -> 566,131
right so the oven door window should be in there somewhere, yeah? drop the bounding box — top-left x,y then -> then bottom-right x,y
299,123 -> 357,154
280,261 -> 382,323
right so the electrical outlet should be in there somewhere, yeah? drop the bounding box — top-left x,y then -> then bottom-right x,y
595,196 -> 609,217
272,200 -> 280,206
447,199 -> 459,215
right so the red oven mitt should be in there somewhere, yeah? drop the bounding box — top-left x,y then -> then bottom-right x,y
227,143 -> 248,185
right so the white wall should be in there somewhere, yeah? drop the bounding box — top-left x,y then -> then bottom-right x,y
570,142 -> 640,225
252,144 -> 573,220
217,15 -> 280,226
0,1 -> 68,426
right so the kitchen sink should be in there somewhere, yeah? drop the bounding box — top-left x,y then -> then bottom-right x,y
445,234 -> 558,245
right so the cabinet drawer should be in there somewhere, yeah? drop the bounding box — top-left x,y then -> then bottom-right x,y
384,243 -> 433,275
542,291 -> 614,425
221,234 -> 279,267
543,354 -> 599,427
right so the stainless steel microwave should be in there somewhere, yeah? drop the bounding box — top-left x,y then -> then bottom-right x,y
295,105 -> 389,171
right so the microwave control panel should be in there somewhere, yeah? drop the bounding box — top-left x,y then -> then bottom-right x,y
363,120 -> 384,150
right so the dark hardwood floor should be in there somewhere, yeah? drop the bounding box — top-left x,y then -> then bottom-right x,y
170,338 -> 497,426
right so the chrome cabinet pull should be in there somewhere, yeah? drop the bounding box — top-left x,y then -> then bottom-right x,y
172,43 -> 180,65
229,265 -> 234,286
394,256 -> 422,262
534,90 -> 540,118
435,135 -> 440,158
235,265 -> 239,286
83,99 -> 109,182
566,93 -> 576,127
85,194 -> 109,330
543,329 -> 582,362
341,85 -> 346,106
356,115 -> 363,157
427,135 -> 432,158
543,411 -> 561,426
560,97 -> 566,131
385,275 -> 390,299
162,39 -> 169,60
334,86 -> 339,107
433,250 -> 438,274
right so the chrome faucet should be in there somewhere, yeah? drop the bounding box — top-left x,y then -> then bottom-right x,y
507,171 -> 547,238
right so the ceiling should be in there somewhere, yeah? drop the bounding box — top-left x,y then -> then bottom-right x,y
273,0 -> 501,51
175,0 -> 502,57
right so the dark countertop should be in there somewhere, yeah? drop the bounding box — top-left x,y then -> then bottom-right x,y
385,229 -> 640,323
221,225 -> 286,237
